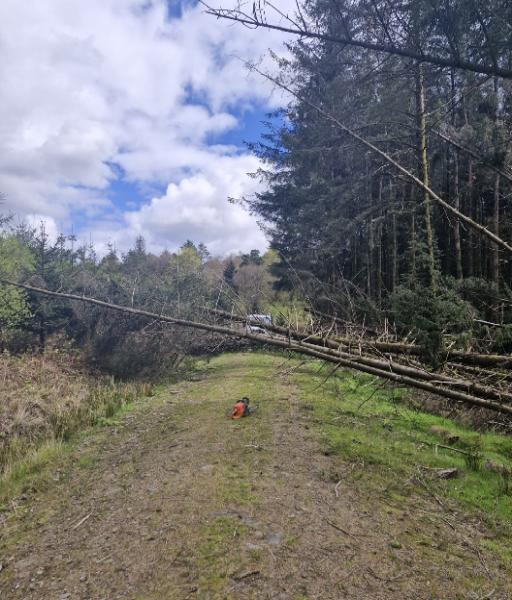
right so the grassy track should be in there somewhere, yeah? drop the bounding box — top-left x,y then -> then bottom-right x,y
1,351 -> 511,599
294,364 -> 512,522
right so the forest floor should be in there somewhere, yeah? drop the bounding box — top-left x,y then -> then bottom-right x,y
1,352 -> 511,600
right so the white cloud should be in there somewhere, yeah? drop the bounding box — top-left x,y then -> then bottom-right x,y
0,0 -> 295,254
22,215 -> 61,245
124,153 -> 267,255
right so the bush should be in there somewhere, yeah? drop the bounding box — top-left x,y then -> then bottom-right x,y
389,282 -> 475,367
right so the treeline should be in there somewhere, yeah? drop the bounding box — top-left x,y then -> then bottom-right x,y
0,217 -> 276,377
244,0 -> 512,357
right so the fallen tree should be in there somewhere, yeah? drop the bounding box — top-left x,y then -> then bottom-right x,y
204,307 -> 512,370
2,278 -> 512,416
204,307 -> 512,404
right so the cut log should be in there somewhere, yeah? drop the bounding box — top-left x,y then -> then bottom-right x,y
435,468 -> 459,479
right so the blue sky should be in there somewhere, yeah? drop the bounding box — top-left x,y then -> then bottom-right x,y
0,0 -> 292,256
106,105 -> 271,217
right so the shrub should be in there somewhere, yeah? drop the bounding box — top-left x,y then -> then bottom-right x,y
389,282 -> 475,367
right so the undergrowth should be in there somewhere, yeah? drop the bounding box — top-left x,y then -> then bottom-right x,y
0,349 -> 152,475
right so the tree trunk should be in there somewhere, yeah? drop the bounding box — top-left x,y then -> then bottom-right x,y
491,77 -> 502,288
449,70 -> 463,280
465,159 -> 475,277
415,64 -> 437,291
453,151 -> 463,280
392,211 -> 398,291
368,220 -> 374,298
376,176 -> 383,304
491,173 -> 501,286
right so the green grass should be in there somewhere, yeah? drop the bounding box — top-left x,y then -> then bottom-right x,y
288,356 -> 512,565
289,358 -> 512,575
481,538 -> 512,570
197,516 -> 249,593
292,361 -> 512,522
220,463 -> 258,505
0,440 -> 67,502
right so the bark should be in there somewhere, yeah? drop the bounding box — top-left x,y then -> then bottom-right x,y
411,211 -> 417,280
368,219 -> 374,297
448,70 -> 463,282
377,220 -> 383,304
415,64 -> 437,291
377,176 -> 383,303
392,211 -> 398,291
366,158 -> 373,297
491,173 -> 501,286
491,77 -> 502,286
453,150 -> 463,280
466,160 -> 475,277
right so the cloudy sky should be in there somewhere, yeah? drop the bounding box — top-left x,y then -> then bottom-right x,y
0,0 -> 293,256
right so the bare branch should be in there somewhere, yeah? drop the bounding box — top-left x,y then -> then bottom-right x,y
201,3 -> 512,79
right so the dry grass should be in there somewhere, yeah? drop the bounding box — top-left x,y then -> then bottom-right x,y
0,347 -> 144,473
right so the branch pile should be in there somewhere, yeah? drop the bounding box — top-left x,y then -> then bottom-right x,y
203,307 -> 512,415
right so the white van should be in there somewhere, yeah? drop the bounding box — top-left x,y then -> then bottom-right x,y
246,314 -> 272,334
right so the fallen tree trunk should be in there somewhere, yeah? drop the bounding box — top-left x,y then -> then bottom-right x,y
2,279 -> 512,415
293,343 -> 512,415
216,308 -> 512,403
295,339 -> 512,405
204,307 -> 512,369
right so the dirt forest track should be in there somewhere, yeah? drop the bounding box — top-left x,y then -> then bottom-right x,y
1,353 -> 511,600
